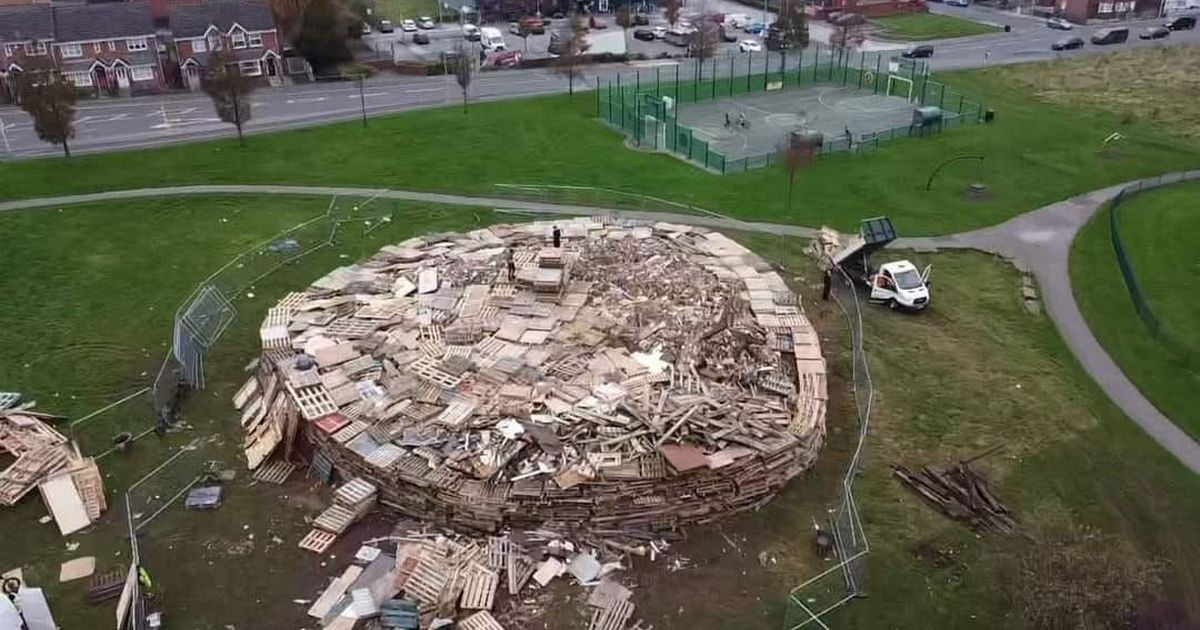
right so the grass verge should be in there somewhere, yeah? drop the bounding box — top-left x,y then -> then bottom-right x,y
869,13 -> 1000,40
0,65 -> 1195,235
1071,180 -> 1200,439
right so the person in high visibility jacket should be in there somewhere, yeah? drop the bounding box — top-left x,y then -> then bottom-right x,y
137,566 -> 154,596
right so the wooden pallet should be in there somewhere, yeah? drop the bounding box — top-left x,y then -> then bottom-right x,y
407,357 -> 463,389
314,503 -> 358,534
434,400 -> 476,428
459,567 -> 499,610
364,443 -> 404,469
325,318 -> 380,339
87,569 -> 125,603
334,477 -> 377,506
298,528 -> 338,554
69,458 -> 106,520
403,553 -> 450,604
252,459 -> 295,485
287,384 -> 338,421
588,598 -> 635,630
331,420 -> 369,444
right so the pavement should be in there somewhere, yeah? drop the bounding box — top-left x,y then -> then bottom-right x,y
0,4 -> 1196,159
2,174 -> 1198,474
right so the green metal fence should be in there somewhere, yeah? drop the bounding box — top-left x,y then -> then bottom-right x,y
597,45 -> 986,174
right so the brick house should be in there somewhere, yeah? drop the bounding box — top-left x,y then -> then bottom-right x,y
169,1 -> 283,91
0,4 -> 53,102
52,3 -> 166,95
1038,0 -> 1159,22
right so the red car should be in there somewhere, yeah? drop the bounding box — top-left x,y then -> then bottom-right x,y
490,50 -> 523,67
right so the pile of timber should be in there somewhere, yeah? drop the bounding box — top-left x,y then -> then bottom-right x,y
892,462 -> 1015,533
237,218 -> 827,541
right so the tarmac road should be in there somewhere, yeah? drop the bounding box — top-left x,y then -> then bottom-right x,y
0,4 -> 1195,159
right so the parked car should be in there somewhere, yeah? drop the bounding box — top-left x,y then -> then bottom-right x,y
379,19 -> 395,33
719,25 -> 737,42
945,0 -> 968,6
491,50 -> 522,67
634,28 -> 656,41
480,26 -> 506,50
417,16 -> 435,29
1046,17 -> 1073,29
361,22 -> 372,34
401,18 -> 418,32
589,15 -> 607,29
463,23 -> 481,40
509,21 -> 522,34
522,16 -> 546,33
727,13 -> 751,28
901,44 -> 934,58
633,13 -> 650,25
1165,15 -> 1196,30
1050,36 -> 1084,50
738,39 -> 762,52
1090,26 -> 1128,44
1138,25 -> 1170,39
652,25 -> 668,38
745,22 -> 765,34
664,27 -> 689,46
413,31 -> 430,44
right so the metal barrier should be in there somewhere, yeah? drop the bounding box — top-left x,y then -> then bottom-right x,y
491,182 -> 732,220
784,266 -> 874,629
1106,170 -> 1200,370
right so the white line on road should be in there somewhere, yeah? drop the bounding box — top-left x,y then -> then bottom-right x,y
285,97 -> 329,104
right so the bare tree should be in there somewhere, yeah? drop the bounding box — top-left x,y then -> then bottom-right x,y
616,5 -> 633,35
268,0 -> 307,42
552,14 -> 590,99
774,0 -> 810,49
664,0 -> 682,27
517,22 -> 532,54
16,58 -> 77,158
455,42 -> 478,114
688,20 -> 720,78
202,49 -> 257,146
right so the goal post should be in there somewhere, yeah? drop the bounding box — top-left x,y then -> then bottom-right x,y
885,75 -> 914,102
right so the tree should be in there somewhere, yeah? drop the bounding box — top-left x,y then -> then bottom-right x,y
616,5 -> 633,34
664,0 -> 682,27
688,20 -> 719,78
829,13 -> 866,50
16,59 -> 77,158
774,0 -> 810,49
268,0 -> 307,42
517,22 -> 532,54
454,43 -> 478,114
202,49 -> 257,146
294,0 -> 355,72
552,14 -> 590,99
778,130 -> 815,211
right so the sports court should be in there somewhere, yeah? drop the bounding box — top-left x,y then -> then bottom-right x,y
675,86 -> 918,162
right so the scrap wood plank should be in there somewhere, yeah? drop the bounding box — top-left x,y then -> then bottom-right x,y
588,597 -> 635,630
402,553 -> 450,604
308,564 -> 365,618
459,611 -> 505,630
298,528 -> 338,554
334,477 -> 377,506
287,383 -> 338,421
232,377 -> 259,410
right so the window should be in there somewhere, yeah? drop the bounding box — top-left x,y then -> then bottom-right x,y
193,38 -> 207,53
3,44 -> 18,56
248,33 -> 263,48
231,31 -> 247,49
1098,1 -> 1114,11
127,38 -> 148,52
24,42 -> 47,56
130,65 -> 154,81
207,34 -> 221,51
107,40 -> 116,52
65,71 -> 93,86
238,60 -> 261,76
60,43 -> 83,58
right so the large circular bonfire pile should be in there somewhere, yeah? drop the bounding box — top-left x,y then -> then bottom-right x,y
242,217 -> 826,539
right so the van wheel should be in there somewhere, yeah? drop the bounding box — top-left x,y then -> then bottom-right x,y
888,299 -> 898,310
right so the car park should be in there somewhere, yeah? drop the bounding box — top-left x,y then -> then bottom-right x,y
1165,15 -> 1195,30
379,19 -> 394,33
1050,36 -> 1084,50
417,16 -> 435,29
634,28 -> 656,41
739,39 -> 762,52
1138,25 -> 1170,39
1046,17 -> 1073,29
401,18 -> 418,32
901,44 -> 934,58
413,31 -> 430,44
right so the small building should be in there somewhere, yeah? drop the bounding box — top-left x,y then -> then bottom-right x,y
1041,0 -> 1160,22
809,0 -> 928,19
0,4 -> 53,102
51,3 -> 166,95
169,1 -> 283,90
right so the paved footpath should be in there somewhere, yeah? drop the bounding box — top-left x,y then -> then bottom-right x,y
2,177 -> 1198,473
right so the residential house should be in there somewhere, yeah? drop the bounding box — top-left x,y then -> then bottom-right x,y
1038,0 -> 1160,22
52,3 -> 166,95
0,4 -> 52,102
169,0 -> 283,90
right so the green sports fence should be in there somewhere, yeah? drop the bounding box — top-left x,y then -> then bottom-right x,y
597,45 -> 986,173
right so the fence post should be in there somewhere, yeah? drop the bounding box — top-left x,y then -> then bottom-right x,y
857,51 -> 865,89
712,58 -> 717,99
747,51 -> 752,92
596,77 -> 600,116
814,43 -> 820,81
874,54 -> 881,93
797,47 -> 803,85
764,50 -> 770,89
656,66 -> 661,97
636,70 -> 640,96
729,53 -> 734,96
958,93 -> 964,115
620,85 -> 625,130
920,74 -> 928,104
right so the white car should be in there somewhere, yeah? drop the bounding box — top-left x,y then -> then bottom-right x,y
417,16 -> 435,29
727,13 -> 751,28
946,0 -> 969,6
651,25 -> 667,38
739,39 -> 762,52
463,23 -> 481,40
1046,17 -> 1073,29
401,18 -> 418,32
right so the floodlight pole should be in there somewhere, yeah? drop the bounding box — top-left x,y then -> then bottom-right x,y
358,73 -> 367,127
0,113 -> 11,155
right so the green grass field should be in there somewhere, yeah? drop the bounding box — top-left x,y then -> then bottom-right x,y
870,13 -> 1000,40
1071,180 -> 1200,439
374,0 -> 442,21
0,67 -> 1196,236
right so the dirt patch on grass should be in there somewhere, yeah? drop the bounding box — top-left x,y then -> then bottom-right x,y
997,45 -> 1200,139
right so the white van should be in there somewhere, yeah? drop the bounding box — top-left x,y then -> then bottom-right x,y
480,26 -> 506,50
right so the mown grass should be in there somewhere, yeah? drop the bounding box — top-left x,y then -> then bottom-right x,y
870,13 -> 1000,40
0,65 -> 1196,235
0,196 -> 497,628
1071,180 -> 1200,439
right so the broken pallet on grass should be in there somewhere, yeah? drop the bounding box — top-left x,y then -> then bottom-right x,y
893,462 -> 1015,533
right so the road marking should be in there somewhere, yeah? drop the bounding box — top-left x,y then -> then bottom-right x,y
285,96 -> 329,104
405,88 -> 442,93
150,118 -> 221,129
347,92 -> 388,99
